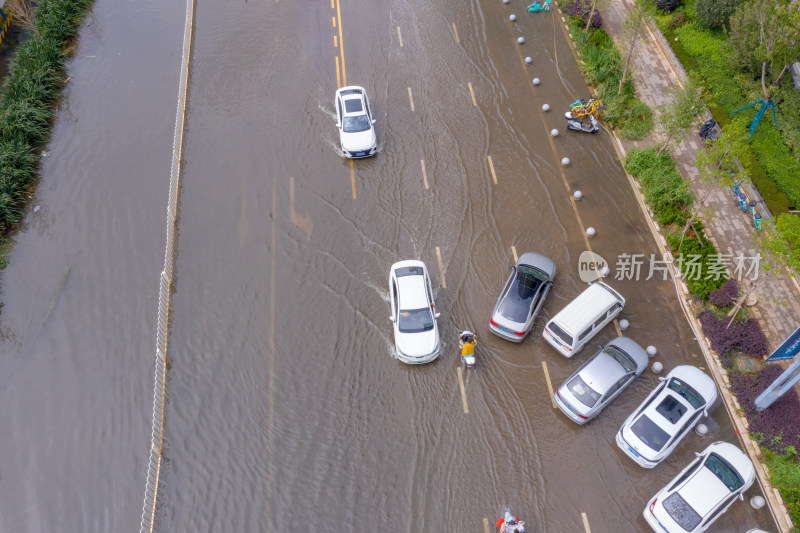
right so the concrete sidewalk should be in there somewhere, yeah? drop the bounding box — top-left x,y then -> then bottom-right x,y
601,0 -> 800,349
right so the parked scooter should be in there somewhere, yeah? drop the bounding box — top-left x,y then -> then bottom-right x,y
699,117 -> 719,140
565,112 -> 599,133
459,330 -> 478,368
496,511 -> 527,533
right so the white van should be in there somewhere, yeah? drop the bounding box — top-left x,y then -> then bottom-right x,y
543,282 -> 625,357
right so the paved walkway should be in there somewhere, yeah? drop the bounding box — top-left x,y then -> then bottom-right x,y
601,0 -> 800,351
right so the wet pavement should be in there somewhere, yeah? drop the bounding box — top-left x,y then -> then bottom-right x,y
0,0 -> 779,531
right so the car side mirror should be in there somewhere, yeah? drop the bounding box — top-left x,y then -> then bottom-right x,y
390,316 -> 395,322
371,119 -> 376,124
658,376 -> 666,382
597,344 -> 604,349
336,123 -> 341,128
434,312 -> 441,318
738,493 -> 744,502
694,451 -> 703,458
703,409 -> 709,417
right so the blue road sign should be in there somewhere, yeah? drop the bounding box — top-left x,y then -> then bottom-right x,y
765,326 -> 800,362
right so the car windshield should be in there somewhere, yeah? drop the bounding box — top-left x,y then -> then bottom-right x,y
630,414 -> 670,451
667,378 -> 705,409
342,114 -> 371,133
662,493 -> 702,531
567,375 -> 601,407
548,323 -> 573,346
498,268 -> 543,322
398,307 -> 434,333
705,453 -> 744,492
605,345 -> 636,372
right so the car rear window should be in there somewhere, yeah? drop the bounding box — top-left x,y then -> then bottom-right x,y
498,271 -> 540,323
548,323 -> 573,347
567,375 -> 600,407
395,266 -> 423,277
344,99 -> 363,113
663,493 -> 702,531
705,453 -> 744,492
667,378 -> 705,409
398,307 -> 434,333
630,414 -> 670,451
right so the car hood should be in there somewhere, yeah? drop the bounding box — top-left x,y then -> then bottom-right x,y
341,129 -> 376,151
396,328 -> 438,357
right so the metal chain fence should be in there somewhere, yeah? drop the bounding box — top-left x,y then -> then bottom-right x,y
139,0 -> 195,531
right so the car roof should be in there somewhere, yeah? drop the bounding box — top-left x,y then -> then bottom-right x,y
580,351 -> 627,393
337,86 -> 367,116
397,275 -> 428,309
549,282 -> 624,335
677,464 -> 730,517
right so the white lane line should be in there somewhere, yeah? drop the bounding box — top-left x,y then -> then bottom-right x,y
451,22 -> 460,43
408,87 -> 415,112
457,367 -> 469,413
483,518 -> 491,533
420,159 -> 429,190
436,246 -> 446,289
487,155 -> 498,185
468,82 -> 477,107
613,318 -> 622,337
581,512 -> 591,533
542,361 -> 556,408
397,26 -> 403,47
511,245 -> 518,263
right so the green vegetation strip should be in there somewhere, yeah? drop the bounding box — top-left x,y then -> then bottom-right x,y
0,0 -> 94,267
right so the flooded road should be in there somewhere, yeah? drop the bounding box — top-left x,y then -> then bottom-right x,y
0,0 -> 780,531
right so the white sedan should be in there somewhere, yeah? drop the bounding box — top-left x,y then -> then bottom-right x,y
616,365 -> 717,468
644,441 -> 755,532
335,86 -> 377,158
389,261 -> 440,364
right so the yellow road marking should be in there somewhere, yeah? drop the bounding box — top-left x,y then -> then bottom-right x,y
332,16 -> 336,27
487,155 -> 498,185
542,361 -> 556,408
267,178 -> 277,531
613,318 -> 622,337
436,246 -> 446,288
581,512 -> 592,533
335,56 -> 341,89
397,26 -> 403,47
334,35 -> 337,48
483,518 -> 491,533
457,367 -> 469,413
289,177 -> 313,239
335,0 -> 347,86
408,87 -> 415,112
350,160 -> 356,199
511,245 -> 518,262
420,159 -> 429,190
468,81 -> 477,107
451,22 -> 460,43
330,0 -> 334,8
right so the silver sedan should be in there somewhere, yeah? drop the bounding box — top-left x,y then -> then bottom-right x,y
554,337 -> 649,424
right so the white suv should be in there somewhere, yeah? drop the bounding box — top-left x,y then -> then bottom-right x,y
335,86 -> 377,158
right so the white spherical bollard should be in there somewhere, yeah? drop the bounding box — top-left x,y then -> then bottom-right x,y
561,157 -> 570,166
586,227 -> 596,238
651,361 -> 664,374
619,319 -> 629,331
600,266 -> 610,278
542,104 -> 550,112
525,56 -> 532,64
573,190 -> 582,200
518,37 -> 525,44
695,423 -> 708,436
647,345 -> 657,357
750,496 -> 766,510
503,0 -> 510,4
510,14 -> 517,21
551,128 -> 559,137
533,77 -> 541,86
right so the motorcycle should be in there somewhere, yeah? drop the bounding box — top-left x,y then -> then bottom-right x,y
699,117 -> 719,140
496,511 -> 527,533
565,112 -> 599,134
459,330 -> 478,368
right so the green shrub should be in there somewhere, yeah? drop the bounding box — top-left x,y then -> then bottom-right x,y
626,148 -> 694,226
764,447 -> 800,527
667,231 -> 728,298
669,11 -> 689,28
694,0 -> 737,28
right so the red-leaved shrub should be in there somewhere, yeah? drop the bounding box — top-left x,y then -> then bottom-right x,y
698,311 -> 768,356
709,279 -> 739,308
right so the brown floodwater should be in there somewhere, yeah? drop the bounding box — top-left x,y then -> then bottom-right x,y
0,0 -> 779,532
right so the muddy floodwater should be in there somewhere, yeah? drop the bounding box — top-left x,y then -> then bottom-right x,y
0,0 -> 779,532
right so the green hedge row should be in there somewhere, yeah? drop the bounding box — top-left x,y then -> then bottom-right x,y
764,447 -> 800,528
0,0 -> 93,237
567,17 -> 654,140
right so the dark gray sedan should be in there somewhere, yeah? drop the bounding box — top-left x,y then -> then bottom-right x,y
489,252 -> 556,342
554,337 -> 649,424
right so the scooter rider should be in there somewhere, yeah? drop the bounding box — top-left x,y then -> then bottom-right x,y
460,332 -> 476,360
496,511 -> 526,533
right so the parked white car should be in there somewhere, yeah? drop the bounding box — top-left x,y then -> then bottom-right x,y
388,261 -> 440,364
335,86 -> 377,158
643,441 -> 755,533
616,365 -> 718,468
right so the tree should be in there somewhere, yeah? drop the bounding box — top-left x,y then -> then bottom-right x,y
5,0 -> 39,37
728,0 -> 800,101
584,0 -> 612,31
694,0 -> 737,29
656,81 -> 701,156
618,0 -> 654,94
695,119 -> 751,195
